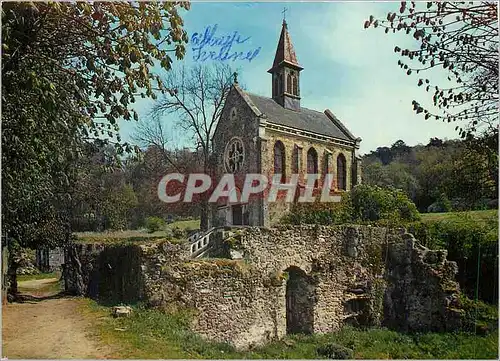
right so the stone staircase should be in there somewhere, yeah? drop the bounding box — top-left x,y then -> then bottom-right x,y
188,226 -> 251,259
189,227 -> 220,258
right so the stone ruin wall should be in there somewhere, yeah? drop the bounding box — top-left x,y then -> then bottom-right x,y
63,225 -> 464,349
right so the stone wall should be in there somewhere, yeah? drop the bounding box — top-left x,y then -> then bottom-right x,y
36,247 -> 65,272
63,225 -> 464,349
209,84 -> 361,227
211,85 -> 262,227
383,233 -> 463,332
64,243 -> 145,303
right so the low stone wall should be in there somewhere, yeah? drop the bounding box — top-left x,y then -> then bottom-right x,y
63,225 -> 464,349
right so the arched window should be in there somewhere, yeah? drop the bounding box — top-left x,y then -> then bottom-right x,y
286,73 -> 292,94
292,76 -> 298,95
307,147 -> 318,188
278,74 -> 283,95
274,141 -> 286,183
274,76 -> 278,96
337,153 -> 347,191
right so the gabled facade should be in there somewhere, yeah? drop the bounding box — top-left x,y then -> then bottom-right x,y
211,20 -> 362,227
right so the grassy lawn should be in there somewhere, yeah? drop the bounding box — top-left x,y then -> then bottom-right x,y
18,278 -> 63,295
82,301 -> 499,359
166,219 -> 200,231
17,271 -> 60,282
17,272 -> 63,296
74,219 -> 201,244
419,209 -> 498,242
74,230 -> 171,244
420,209 -> 498,225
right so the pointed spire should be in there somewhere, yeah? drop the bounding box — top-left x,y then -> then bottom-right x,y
267,20 -> 303,73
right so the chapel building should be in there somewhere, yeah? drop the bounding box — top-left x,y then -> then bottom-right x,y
210,20 -> 362,227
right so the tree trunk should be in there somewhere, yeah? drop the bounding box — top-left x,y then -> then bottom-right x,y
200,199 -> 209,231
199,151 -> 212,231
7,256 -> 19,301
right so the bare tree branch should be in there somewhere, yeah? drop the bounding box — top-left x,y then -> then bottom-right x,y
366,1 -> 498,140
131,116 -> 182,172
148,63 -> 235,230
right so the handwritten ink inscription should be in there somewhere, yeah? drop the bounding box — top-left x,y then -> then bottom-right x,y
191,24 -> 261,62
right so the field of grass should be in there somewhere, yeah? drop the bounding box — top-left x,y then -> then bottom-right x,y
420,209 -> 498,225
74,219 -> 201,244
17,272 -> 63,296
17,272 -> 59,282
419,209 -> 498,243
82,301 -> 499,359
166,219 -> 200,231
74,230 -> 171,243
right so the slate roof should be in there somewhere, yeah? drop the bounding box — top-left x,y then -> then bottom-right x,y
245,92 -> 355,142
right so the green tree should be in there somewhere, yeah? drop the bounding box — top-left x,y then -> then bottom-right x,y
2,2 -> 189,297
363,160 -> 419,201
102,184 -> 139,230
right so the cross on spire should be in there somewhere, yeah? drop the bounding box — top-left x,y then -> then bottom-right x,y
282,7 -> 288,23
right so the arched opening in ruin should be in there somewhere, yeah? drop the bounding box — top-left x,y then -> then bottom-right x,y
284,266 -> 316,335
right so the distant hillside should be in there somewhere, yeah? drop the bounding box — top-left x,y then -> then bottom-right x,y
362,137 -> 498,213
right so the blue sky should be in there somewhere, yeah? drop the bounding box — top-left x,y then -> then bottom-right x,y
119,1 -> 460,155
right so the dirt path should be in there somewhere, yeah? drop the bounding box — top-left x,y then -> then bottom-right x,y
2,279 -> 112,359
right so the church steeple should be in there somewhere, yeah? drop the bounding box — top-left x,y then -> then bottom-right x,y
268,19 -> 303,111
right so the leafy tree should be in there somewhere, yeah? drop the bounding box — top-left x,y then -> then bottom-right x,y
72,144 -> 139,231
365,2 -> 498,139
368,146 -> 393,165
363,160 -> 419,201
427,192 -> 452,213
426,137 -> 444,148
363,138 -> 495,212
145,216 -> 165,233
120,145 -> 202,228
2,2 -> 188,297
391,139 -> 411,156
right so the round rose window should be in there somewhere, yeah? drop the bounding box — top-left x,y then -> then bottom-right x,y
224,137 -> 245,173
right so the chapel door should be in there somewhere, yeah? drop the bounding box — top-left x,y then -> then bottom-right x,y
232,205 -> 243,225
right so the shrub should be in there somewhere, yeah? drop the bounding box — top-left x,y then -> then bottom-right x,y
427,193 -> 453,213
281,193 -> 351,226
350,184 -> 420,224
172,226 -> 187,239
282,184 -> 420,226
145,217 -> 165,233
459,294 -> 498,334
316,343 -> 354,359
